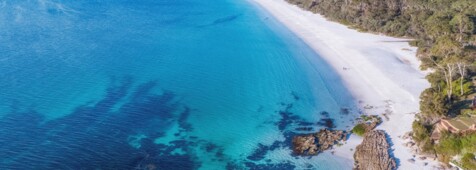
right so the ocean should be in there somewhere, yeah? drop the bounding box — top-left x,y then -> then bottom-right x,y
0,0 -> 356,169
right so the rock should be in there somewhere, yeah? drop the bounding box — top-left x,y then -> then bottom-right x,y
316,129 -> 346,151
408,158 -> 415,163
292,134 -> 318,155
422,154 -> 437,160
353,130 -> 397,170
405,142 -> 415,147
354,115 -> 383,135
402,132 -> 412,140
419,156 -> 426,160
292,129 -> 347,156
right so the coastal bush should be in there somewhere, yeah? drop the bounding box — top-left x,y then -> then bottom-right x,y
419,88 -> 450,117
352,123 -> 366,136
435,133 -> 462,156
411,120 -> 435,153
461,153 -> 476,170
434,133 -> 476,164
412,121 -> 429,142
420,137 -> 435,153
461,109 -> 476,116
451,79 -> 473,98
409,40 -> 422,47
460,133 -> 476,153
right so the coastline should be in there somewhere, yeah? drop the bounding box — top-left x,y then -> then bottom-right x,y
251,0 -> 440,169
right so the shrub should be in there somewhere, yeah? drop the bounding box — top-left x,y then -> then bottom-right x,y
461,133 -> 476,153
420,137 -> 435,153
461,153 -> 476,170
435,133 -> 462,156
451,79 -> 473,97
461,109 -> 476,116
409,40 -> 422,47
352,123 -> 366,136
412,121 -> 429,142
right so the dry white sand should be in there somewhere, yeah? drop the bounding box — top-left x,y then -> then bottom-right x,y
252,0 -> 442,169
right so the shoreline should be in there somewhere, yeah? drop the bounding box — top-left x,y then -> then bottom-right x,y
251,0 -> 441,169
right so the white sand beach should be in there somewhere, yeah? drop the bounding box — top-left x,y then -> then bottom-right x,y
252,0 -> 442,169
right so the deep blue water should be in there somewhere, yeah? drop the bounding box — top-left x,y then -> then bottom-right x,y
0,0 -> 356,169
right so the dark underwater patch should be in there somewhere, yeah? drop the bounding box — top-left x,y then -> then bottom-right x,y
197,14 -> 242,27
295,127 -> 313,131
178,107 -> 193,132
226,160 -> 296,170
244,161 -> 296,170
317,118 -> 336,129
212,14 -> 241,25
247,143 -> 270,161
340,108 -> 350,115
0,78 -> 202,169
320,111 -> 329,117
290,91 -> 300,101
276,109 -> 301,131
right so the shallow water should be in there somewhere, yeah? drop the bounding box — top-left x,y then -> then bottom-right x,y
0,0 -> 356,169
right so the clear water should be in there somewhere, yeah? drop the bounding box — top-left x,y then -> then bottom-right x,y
0,0 -> 356,169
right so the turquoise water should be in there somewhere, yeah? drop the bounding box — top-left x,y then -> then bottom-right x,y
0,0 -> 356,169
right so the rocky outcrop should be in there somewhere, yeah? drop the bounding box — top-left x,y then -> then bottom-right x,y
292,129 -> 347,156
353,130 -> 396,170
316,129 -> 346,151
361,115 -> 382,131
292,134 -> 319,155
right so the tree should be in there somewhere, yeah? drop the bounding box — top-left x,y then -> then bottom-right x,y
455,54 -> 474,96
451,0 -> 476,15
450,14 -> 474,42
424,12 -> 452,39
420,87 -> 449,117
429,59 -> 456,101
429,36 -> 463,101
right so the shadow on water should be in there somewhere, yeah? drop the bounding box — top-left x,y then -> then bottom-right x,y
385,132 -> 400,168
197,14 -> 242,27
0,77 -> 201,169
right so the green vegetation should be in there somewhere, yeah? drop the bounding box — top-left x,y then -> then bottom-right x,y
435,133 -> 463,156
461,153 -> 476,170
352,123 -> 366,136
435,133 -> 476,165
360,115 -> 373,121
352,115 -> 382,136
360,115 -> 382,123
412,121 -> 434,152
284,0 -> 476,166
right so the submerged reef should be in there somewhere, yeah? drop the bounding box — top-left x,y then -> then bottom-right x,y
0,78 -> 204,169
